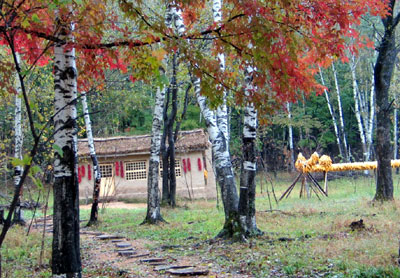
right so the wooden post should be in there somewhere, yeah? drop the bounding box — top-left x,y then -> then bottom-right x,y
305,178 -> 311,199
324,171 -> 328,196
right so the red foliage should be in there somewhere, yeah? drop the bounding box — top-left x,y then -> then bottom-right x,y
197,158 -> 202,171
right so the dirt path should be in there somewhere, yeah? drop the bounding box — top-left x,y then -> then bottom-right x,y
33,204 -> 289,277
80,201 -> 147,210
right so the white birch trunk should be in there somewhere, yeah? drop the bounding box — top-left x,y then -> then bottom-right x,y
213,0 -> 230,150
366,65 -> 375,161
332,63 -> 350,161
394,106 -> 398,160
349,55 -> 367,159
52,16 -> 81,276
13,53 -> 24,224
194,78 -> 240,237
287,102 -> 295,171
239,67 -> 260,235
319,67 -> 345,160
144,86 -> 166,223
82,92 -> 102,225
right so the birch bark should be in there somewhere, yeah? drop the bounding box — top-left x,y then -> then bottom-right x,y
143,86 -> 166,223
82,92 -> 102,226
319,67 -> 346,160
349,54 -> 369,162
194,78 -> 242,238
161,2 -> 185,206
213,0 -> 230,150
238,67 -> 261,236
12,53 -> 25,225
52,19 -> 81,276
287,102 -> 295,171
332,63 -> 350,161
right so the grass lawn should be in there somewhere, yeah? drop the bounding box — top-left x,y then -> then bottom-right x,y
3,171 -> 400,277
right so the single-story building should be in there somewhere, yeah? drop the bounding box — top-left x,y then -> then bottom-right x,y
77,129 -> 217,201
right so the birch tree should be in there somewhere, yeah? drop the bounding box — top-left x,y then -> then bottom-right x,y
52,16 -> 81,277
213,0 -> 230,150
194,78 -> 242,238
12,53 -> 25,225
287,102 -> 295,171
143,86 -> 166,224
82,91 -> 102,226
349,53 -> 375,162
331,63 -> 350,161
238,67 -> 262,236
319,67 -> 347,160
161,3 -> 185,207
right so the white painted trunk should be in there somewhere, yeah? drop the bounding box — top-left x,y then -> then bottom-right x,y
332,63 -> 349,161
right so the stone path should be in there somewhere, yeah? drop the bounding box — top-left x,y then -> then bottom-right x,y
88,232 -> 210,276
31,215 -> 210,276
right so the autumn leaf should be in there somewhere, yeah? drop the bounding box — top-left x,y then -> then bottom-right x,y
151,49 -> 167,61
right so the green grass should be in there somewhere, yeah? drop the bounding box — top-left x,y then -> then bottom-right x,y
4,172 -> 400,277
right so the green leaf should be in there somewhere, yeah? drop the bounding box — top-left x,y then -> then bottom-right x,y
11,157 -> 24,167
30,165 -> 42,175
21,18 -> 30,29
53,144 -> 63,156
31,14 -> 40,23
22,154 -> 32,165
30,176 -> 43,189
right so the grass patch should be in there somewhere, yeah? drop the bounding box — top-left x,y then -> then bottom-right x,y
4,172 -> 400,277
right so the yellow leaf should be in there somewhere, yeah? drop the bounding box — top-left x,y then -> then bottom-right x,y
151,49 -> 167,61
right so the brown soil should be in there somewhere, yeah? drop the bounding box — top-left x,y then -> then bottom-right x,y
80,230 -> 251,278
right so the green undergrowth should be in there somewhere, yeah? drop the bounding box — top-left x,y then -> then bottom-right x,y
3,172 -> 400,277
2,226 -> 52,278
81,172 -> 400,277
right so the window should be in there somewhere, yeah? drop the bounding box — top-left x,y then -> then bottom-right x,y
159,159 -> 181,177
125,161 -> 147,180
99,164 -> 113,178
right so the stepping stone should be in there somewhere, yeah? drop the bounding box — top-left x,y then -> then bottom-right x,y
128,253 -> 150,258
118,250 -> 136,256
166,268 -> 209,276
96,235 -> 124,240
148,261 -> 167,266
154,265 -> 194,272
112,239 -> 124,243
140,257 -> 165,263
81,231 -> 103,236
115,248 -> 134,252
115,242 -> 131,248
